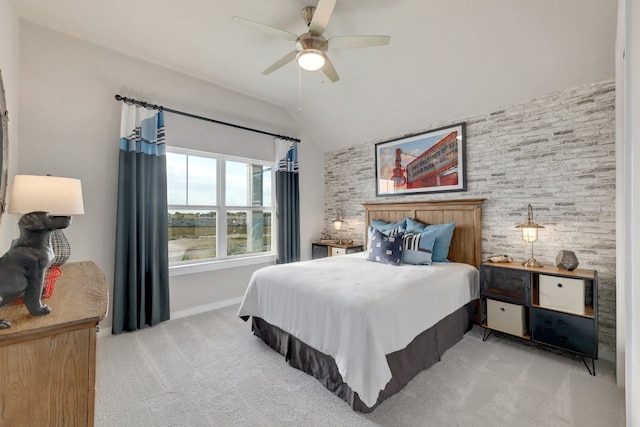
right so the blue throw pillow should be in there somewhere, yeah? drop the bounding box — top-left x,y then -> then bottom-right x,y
427,222 -> 456,262
367,228 -> 404,266
371,218 -> 407,233
402,228 -> 437,265
405,217 -> 428,234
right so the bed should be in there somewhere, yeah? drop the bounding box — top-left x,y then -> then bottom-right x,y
238,199 -> 484,412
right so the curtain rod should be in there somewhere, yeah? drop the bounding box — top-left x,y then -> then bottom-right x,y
114,94 -> 300,143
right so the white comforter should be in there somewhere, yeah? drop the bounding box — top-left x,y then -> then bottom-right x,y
237,253 -> 479,407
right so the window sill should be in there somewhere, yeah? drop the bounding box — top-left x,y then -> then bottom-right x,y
169,254 -> 276,277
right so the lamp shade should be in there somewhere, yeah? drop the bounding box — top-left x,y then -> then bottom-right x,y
8,175 -> 84,215
515,204 -> 543,242
520,226 -> 540,243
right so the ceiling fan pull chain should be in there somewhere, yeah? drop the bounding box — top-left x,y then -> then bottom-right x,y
298,67 -> 302,111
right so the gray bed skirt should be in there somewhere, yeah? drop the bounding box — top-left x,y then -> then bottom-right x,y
249,300 -> 475,413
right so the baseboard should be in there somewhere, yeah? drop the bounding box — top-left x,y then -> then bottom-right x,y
97,296 -> 243,338
171,296 -> 243,320
97,324 -> 112,338
598,349 -> 616,363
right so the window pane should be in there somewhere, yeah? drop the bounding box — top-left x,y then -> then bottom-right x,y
168,210 -> 216,262
227,210 -> 272,256
226,161 -> 248,206
188,156 -> 217,206
167,152 -> 187,205
226,161 -> 271,207
263,169 -> 272,207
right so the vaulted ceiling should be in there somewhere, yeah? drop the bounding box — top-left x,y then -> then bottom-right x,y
13,0 -> 617,151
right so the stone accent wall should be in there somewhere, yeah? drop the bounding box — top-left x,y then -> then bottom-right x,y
323,80 -> 616,352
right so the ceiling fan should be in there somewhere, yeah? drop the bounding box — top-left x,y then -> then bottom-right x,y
232,0 -> 390,83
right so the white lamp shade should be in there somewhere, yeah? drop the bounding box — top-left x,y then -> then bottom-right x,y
297,50 -> 325,71
8,175 -> 84,215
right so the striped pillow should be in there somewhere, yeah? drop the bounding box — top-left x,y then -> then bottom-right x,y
402,228 -> 438,265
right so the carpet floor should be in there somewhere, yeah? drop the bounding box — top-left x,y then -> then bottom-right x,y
95,305 -> 625,426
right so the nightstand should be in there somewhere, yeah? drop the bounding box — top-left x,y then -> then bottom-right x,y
479,261 -> 598,375
312,242 -> 364,259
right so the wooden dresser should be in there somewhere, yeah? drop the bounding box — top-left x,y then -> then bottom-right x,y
0,261 -> 108,427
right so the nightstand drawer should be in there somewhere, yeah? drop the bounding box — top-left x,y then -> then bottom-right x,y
312,243 -> 329,259
330,247 -> 346,256
487,299 -> 526,337
539,275 -> 584,314
531,308 -> 596,357
480,265 -> 529,305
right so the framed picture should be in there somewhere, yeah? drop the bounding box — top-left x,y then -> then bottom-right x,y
375,122 -> 466,196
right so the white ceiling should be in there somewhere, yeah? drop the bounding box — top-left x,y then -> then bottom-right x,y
13,0 -> 617,152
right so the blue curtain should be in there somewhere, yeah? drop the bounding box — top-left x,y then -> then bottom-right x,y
112,104 -> 170,334
276,140 -> 300,264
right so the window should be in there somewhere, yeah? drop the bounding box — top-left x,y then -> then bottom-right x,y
167,147 -> 275,268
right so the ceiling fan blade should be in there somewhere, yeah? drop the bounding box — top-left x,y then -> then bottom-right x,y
329,35 -> 391,50
308,0 -> 337,35
232,16 -> 298,42
322,55 -> 340,82
262,51 -> 298,75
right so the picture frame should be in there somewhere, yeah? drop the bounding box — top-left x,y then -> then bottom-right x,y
375,122 -> 466,196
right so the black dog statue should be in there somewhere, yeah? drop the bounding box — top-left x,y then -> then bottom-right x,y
0,211 -> 72,329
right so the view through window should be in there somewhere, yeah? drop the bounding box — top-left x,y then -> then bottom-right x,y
167,148 -> 274,265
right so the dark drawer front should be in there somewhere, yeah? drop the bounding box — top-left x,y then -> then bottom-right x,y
480,266 -> 529,305
531,308 -> 597,358
312,244 -> 329,259
345,245 -> 364,254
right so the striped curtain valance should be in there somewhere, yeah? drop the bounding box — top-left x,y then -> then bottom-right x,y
277,142 -> 298,173
119,106 -> 166,155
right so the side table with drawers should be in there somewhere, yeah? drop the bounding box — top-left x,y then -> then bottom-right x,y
479,261 -> 598,375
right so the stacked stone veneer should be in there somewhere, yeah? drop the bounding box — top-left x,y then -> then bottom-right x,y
324,80 -> 616,353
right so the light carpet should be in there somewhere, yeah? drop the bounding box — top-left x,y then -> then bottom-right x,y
95,305 -> 625,427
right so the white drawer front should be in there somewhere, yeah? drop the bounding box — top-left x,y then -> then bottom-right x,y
487,299 -> 526,336
539,275 -> 585,315
330,247 -> 346,256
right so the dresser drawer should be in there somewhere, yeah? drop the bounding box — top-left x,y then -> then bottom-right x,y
531,308 -> 597,357
539,274 -> 585,315
487,299 -> 526,337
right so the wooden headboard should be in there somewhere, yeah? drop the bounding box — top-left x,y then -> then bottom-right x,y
362,199 -> 485,268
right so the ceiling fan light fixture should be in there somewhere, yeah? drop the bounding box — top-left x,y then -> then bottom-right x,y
297,49 -> 325,71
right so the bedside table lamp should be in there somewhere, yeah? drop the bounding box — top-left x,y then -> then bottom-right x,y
332,208 -> 348,244
516,204 -> 544,268
8,175 -> 84,265
332,208 -> 344,231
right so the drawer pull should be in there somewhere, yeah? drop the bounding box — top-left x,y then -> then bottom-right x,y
500,307 -> 506,312
557,283 -> 563,288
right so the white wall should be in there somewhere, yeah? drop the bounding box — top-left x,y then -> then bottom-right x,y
17,21 -> 324,326
0,0 -> 20,245
617,0 -> 640,425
